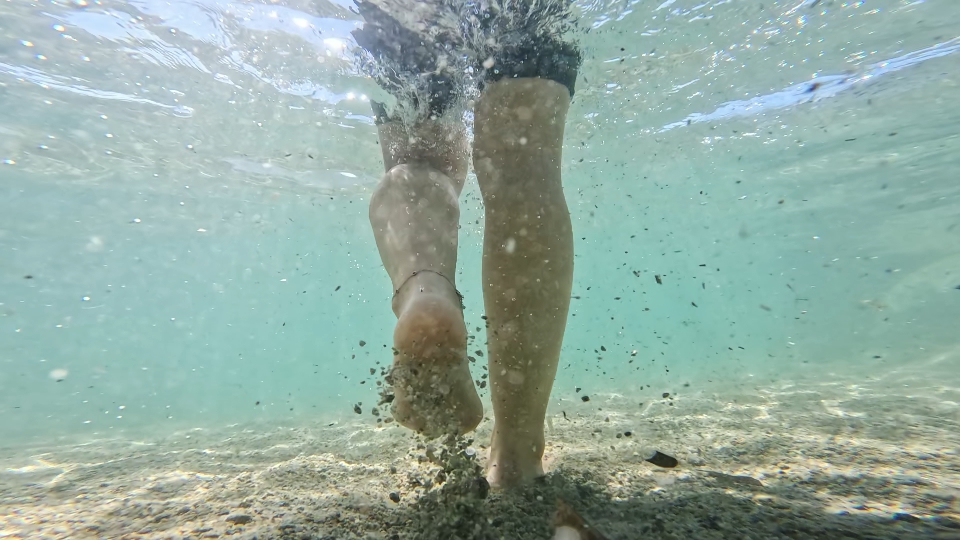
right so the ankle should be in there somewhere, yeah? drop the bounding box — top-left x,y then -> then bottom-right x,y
392,270 -> 461,316
487,435 -> 546,487
490,425 -> 545,461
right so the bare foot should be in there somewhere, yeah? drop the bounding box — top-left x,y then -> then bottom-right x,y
486,426 -> 545,488
389,273 -> 482,438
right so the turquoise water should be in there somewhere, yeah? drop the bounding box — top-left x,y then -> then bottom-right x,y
1,0 -> 960,536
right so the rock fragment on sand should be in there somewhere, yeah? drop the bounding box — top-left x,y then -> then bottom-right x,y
225,514 -> 253,525
553,500 -> 608,540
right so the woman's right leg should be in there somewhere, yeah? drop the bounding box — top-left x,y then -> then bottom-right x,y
474,78 -> 575,487
470,20 -> 582,487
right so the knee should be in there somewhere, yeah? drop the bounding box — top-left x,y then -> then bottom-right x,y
381,163 -> 420,187
372,163 -> 458,206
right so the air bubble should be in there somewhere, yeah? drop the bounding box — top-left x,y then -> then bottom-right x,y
172,105 -> 194,118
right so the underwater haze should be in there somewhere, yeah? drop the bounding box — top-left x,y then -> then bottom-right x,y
1,0 -> 959,538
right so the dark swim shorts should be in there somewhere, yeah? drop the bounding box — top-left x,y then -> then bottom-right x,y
351,0 -> 582,120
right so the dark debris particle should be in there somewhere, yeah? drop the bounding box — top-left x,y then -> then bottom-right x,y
662,392 -> 670,398
475,350 -> 484,357
600,345 -> 606,351
389,492 -> 401,503
353,403 -> 362,414
893,513 -> 921,523
24,275 -> 33,279
473,477 -> 490,499
581,395 -> 590,402
575,387 -> 581,393
645,451 -> 679,468
255,401 -> 260,406
654,274 -> 662,284
359,340 -> 366,347
624,431 -> 632,437
225,515 -> 253,525
334,285 -> 341,291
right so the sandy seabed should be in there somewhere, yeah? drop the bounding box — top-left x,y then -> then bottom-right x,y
2,369 -> 959,540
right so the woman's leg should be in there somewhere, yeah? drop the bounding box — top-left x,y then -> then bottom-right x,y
354,0 -> 482,438
473,77 -> 575,487
368,119 -> 482,438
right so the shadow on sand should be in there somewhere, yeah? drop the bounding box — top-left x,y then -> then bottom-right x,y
265,466 -> 959,540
